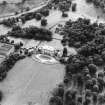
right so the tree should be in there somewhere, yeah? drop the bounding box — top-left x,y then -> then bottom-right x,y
41,9 -> 49,17
52,87 -> 64,99
62,12 -> 68,18
85,89 -> 91,98
92,85 -> 99,93
22,0 -> 26,3
92,92 -> 98,105
2,1 -> 7,5
66,64 -> 76,74
49,96 -> 63,105
12,25 -> 21,31
14,44 -> 21,51
97,78 -> 105,92
101,50 -> 105,61
83,98 -> 91,105
98,94 -> 105,105
20,41 -> 23,47
93,54 -> 103,66
24,49 -> 28,55
0,91 -> 3,102
64,75 -> 70,85
83,67 -> 90,76
98,72 -> 104,79
88,64 -> 97,76
35,13 -> 42,21
15,11 -> 19,15
77,96 -> 82,104
41,19 -> 48,26
26,7 -> 30,11
91,78 -> 97,85
62,47 -> 68,57
72,3 -> 77,12
85,74 -> 91,81
65,89 -> 77,100
64,89 -> 73,105
11,40 -> 14,44
86,0 -> 93,3
21,17 -> 26,24
85,80 -> 93,90
59,1 -> 71,12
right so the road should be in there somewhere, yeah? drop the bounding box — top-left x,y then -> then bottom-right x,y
0,0 -> 49,21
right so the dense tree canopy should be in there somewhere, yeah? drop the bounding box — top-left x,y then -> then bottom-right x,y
8,26 -> 52,41
52,18 -> 105,105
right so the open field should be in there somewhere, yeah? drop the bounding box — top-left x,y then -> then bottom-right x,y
0,57 -> 64,105
0,0 -> 46,17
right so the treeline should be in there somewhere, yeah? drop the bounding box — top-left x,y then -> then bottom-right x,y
0,53 -> 25,82
7,25 -> 52,41
49,18 -> 105,105
0,4 -> 50,27
61,18 -> 105,66
0,53 -> 25,102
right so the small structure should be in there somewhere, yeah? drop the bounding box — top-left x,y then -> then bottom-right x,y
0,42 -> 14,64
0,42 -> 14,56
0,54 -> 5,64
